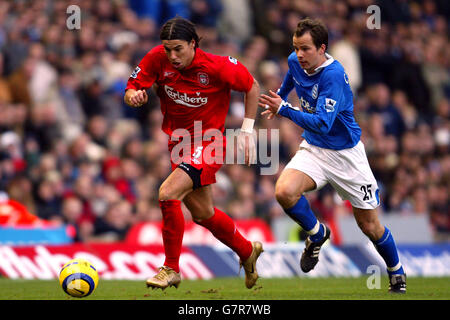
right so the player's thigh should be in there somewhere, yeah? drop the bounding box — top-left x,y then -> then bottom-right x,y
275,168 -> 317,207
282,143 -> 328,194
159,167 -> 194,201
183,185 -> 215,222
275,143 -> 328,206
326,142 -> 380,210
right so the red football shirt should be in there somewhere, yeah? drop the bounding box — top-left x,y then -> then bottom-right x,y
126,45 -> 254,141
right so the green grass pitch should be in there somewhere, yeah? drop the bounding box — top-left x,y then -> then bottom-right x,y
1,277 -> 449,300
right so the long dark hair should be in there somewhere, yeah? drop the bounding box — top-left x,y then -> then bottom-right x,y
160,17 -> 201,49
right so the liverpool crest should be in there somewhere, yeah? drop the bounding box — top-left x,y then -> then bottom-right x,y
197,72 -> 209,86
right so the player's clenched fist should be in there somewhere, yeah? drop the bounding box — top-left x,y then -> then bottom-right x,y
125,89 -> 148,107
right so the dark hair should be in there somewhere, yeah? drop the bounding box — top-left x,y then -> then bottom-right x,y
160,17 -> 200,48
294,18 -> 328,50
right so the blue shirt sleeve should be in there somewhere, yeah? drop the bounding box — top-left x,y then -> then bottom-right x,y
276,69 -> 294,101
278,70 -> 344,134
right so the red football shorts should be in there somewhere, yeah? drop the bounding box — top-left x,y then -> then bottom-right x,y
168,135 -> 226,188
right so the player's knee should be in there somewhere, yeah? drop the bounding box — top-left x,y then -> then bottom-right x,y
275,184 -> 301,208
357,219 -> 382,241
189,205 -> 214,223
158,184 -> 177,201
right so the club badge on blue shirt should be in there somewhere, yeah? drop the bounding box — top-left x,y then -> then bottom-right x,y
311,84 -> 318,99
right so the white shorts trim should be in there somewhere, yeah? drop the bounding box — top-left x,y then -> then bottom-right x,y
284,140 -> 380,209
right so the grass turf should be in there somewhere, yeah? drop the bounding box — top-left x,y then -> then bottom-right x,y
1,276 -> 449,300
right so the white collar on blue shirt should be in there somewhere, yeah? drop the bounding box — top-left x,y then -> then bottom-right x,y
303,53 -> 334,76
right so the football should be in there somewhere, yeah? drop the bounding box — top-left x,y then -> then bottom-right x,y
59,258 -> 99,298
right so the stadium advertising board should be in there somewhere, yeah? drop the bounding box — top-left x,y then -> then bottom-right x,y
0,244 -> 213,280
1,243 -> 448,280
339,242 -> 450,277
0,225 -> 75,246
0,243 -> 365,280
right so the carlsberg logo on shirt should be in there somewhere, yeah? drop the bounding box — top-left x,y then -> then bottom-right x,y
165,85 -> 208,108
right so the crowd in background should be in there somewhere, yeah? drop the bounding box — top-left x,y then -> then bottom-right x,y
0,0 -> 448,243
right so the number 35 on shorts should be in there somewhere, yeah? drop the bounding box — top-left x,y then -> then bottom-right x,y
360,184 -> 380,205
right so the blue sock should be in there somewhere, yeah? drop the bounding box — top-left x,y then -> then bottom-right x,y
373,227 -> 404,275
310,223 -> 325,242
284,195 -> 324,242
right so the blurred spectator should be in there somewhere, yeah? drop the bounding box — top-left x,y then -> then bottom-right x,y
190,0 -> 222,27
86,115 -> 109,147
422,34 -> 449,110
391,90 -> 418,130
218,0 -> 253,47
134,200 -> 161,222
128,0 -> 190,26
34,178 -> 62,221
93,200 -> 134,241
68,173 -> 96,224
6,175 -> 36,215
359,29 -> 397,88
0,52 -> 12,103
58,67 -> 86,133
329,24 -> 362,94
7,56 -> 33,108
367,83 -> 406,140
61,195 -> 87,240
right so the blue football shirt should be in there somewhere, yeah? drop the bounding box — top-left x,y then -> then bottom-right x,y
277,52 -> 361,150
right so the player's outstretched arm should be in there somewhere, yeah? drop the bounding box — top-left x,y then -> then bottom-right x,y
124,89 -> 148,107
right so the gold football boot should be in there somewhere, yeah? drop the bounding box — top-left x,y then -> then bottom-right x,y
239,241 -> 264,289
146,266 -> 181,290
